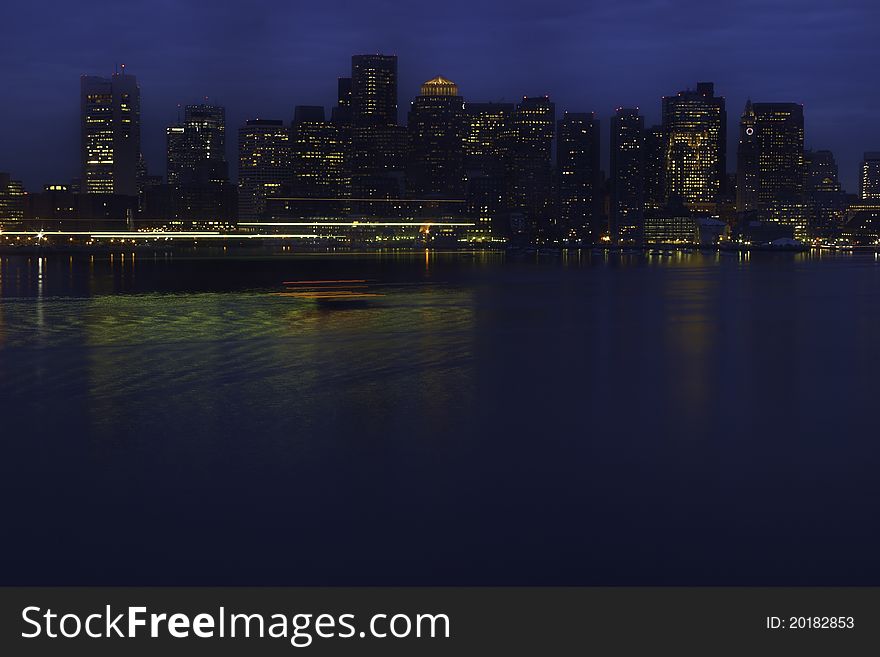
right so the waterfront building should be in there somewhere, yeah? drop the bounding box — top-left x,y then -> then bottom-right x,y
861,152 -> 880,201
610,108 -> 645,244
80,69 -> 141,196
662,82 -> 726,208
407,76 -> 466,199
238,119 -> 290,220
557,111 -> 601,241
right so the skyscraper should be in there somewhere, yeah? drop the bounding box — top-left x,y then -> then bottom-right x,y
349,54 -> 404,212
743,102 -> 806,237
556,111 -> 600,241
662,82 -> 726,208
332,77 -> 353,124
407,76 -> 466,198
166,103 -> 227,184
289,105 -> 347,216
463,103 -> 514,238
736,100 -> 759,215
752,103 -> 804,203
503,96 -> 556,235
351,55 -> 398,127
610,108 -> 645,244
804,149 -> 846,237
464,102 -> 514,170
238,119 -> 290,221
80,69 -> 141,196
861,152 -> 880,201
0,172 -> 25,223
643,125 -> 666,210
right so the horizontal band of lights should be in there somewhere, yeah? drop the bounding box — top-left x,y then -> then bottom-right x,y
238,222 -> 476,227
0,231 -> 319,239
271,197 -> 466,203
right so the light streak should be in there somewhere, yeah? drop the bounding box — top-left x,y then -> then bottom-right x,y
238,222 -> 475,227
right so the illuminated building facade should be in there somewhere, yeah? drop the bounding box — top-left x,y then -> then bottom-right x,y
166,104 -> 227,184
464,103 -> 513,170
610,108 -> 645,244
80,70 -> 141,196
862,152 -> 880,200
662,82 -> 726,208
407,77 -> 466,198
644,198 -> 697,244
0,173 -> 26,224
464,103 -> 514,238
289,105 -> 347,216
750,102 -> 806,237
556,111 -> 600,241
503,96 -> 556,234
238,119 -> 290,220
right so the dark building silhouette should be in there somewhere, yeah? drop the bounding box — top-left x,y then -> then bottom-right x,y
332,77 -> 353,124
237,119 -> 290,220
350,54 -> 404,214
556,111 -> 600,241
662,82 -> 726,209
407,76 -> 466,199
144,103 -> 236,225
736,100 -> 759,216
80,69 -> 141,196
502,96 -> 556,236
610,108 -> 645,244
288,105 -> 347,216
736,101 -> 806,237
464,102 -> 514,238
862,152 -> 880,201
643,124 -> 666,210
166,103 -> 227,185
804,149 -> 846,238
351,54 -> 398,127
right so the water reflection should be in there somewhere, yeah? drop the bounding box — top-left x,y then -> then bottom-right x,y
2,250 -> 880,585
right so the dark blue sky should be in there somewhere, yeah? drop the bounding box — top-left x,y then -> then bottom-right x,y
2,0 -> 878,191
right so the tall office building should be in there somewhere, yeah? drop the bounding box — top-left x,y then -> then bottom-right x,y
736,100 -> 759,215
351,55 -> 398,127
861,152 -> 880,201
556,111 -> 601,241
349,54 -> 404,211
804,149 -> 846,237
738,102 -> 806,236
610,108 -> 645,244
80,69 -> 141,196
463,103 -> 514,238
0,173 -> 25,223
752,103 -> 804,203
464,103 -> 514,170
166,103 -> 227,184
238,119 -> 290,220
333,78 -> 353,123
407,76 -> 466,198
503,96 -> 556,233
643,125 -> 666,210
662,82 -> 726,207
289,105 -> 347,216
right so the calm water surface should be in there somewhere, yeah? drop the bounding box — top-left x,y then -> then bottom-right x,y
1,249 -> 879,584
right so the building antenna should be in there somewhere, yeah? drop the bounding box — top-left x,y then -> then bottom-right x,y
121,63 -> 125,76
177,103 -> 181,124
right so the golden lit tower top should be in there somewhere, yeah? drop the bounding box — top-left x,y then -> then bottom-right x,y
420,76 -> 459,97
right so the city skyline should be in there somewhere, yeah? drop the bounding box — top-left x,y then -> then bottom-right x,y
2,0 -> 879,192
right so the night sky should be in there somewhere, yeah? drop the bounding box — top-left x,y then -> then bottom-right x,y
2,0 -> 878,191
